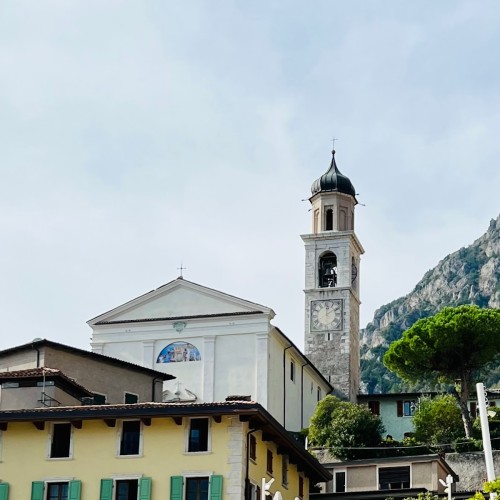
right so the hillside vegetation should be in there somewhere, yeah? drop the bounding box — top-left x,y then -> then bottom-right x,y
360,215 -> 500,393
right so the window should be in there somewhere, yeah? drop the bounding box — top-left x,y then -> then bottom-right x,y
396,400 -> 415,417
313,209 -> 319,233
378,466 -> 410,490
100,478 -> 151,500
266,450 -> 273,475
93,393 -> 107,405
48,483 -> 68,500
317,386 -> 322,402
31,481 -> 81,500
124,392 -> 139,404
325,208 -> 333,230
186,477 -> 209,500
249,434 -> 257,461
188,418 -> 209,452
368,400 -> 380,416
120,420 -> 141,456
248,483 -> 261,500
116,480 -> 138,500
281,455 -> 288,486
334,471 -> 346,493
170,476 -> 222,500
290,360 -> 295,382
50,423 -> 72,458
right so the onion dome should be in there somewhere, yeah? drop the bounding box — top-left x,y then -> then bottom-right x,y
311,150 -> 356,199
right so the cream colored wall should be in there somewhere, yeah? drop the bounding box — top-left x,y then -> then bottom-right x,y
412,462 -> 433,489
1,416 -> 312,500
248,429 -> 309,500
0,348 -> 45,371
0,385 -> 81,410
43,348 -> 161,403
346,465 -> 376,491
0,347 -> 162,404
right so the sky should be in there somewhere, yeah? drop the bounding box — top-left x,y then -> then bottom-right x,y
1,1 -> 499,352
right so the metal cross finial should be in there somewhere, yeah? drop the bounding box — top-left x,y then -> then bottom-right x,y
177,263 -> 187,278
331,136 -> 339,149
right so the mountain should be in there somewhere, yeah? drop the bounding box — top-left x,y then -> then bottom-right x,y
360,214 -> 500,394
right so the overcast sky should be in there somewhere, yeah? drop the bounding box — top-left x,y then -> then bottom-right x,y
1,1 -> 499,352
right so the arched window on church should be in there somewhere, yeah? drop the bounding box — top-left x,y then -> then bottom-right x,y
339,208 -> 347,231
319,252 -> 337,288
325,208 -> 333,231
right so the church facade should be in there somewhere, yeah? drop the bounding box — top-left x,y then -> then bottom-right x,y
88,278 -> 332,432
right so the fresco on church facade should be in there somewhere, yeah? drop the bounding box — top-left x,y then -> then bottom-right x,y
156,342 -> 201,363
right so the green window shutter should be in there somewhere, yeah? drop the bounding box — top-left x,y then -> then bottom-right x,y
170,476 -> 183,500
139,478 -> 152,500
100,479 -> 113,500
210,475 -> 223,500
69,480 -> 81,500
31,481 -> 45,500
31,482 -> 44,500
0,483 -> 9,500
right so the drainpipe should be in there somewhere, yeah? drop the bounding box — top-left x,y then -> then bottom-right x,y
283,345 -> 292,428
245,427 -> 259,500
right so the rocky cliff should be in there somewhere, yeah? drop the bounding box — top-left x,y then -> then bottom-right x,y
360,214 -> 500,394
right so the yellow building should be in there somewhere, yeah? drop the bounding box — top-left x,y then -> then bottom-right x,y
0,400 -> 330,500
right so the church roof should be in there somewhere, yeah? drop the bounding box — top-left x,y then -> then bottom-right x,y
88,277 -> 275,326
311,150 -> 357,201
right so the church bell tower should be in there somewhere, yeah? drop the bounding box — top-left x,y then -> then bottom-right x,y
302,149 -> 364,402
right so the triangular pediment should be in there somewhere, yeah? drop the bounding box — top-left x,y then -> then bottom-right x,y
88,278 -> 273,325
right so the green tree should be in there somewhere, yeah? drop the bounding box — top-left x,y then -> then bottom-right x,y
308,395 -> 385,460
468,477 -> 500,500
412,394 -> 464,445
384,305 -> 500,438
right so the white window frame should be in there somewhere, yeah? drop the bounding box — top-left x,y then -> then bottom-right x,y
182,472 -> 214,500
47,422 -> 74,460
111,475 -> 142,500
333,469 -> 347,493
117,419 -> 143,458
185,417 -> 211,454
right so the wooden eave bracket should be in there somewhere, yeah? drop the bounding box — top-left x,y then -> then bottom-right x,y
104,419 -> 116,428
172,416 -> 182,426
212,415 -> 222,423
0,422 -> 7,431
71,420 -> 83,429
141,418 -> 152,427
33,421 -> 45,430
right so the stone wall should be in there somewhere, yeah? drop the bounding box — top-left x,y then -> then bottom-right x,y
445,451 -> 500,492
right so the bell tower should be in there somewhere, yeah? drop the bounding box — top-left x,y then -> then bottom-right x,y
302,149 -> 364,402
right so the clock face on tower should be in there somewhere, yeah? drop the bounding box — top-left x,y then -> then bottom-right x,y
310,299 -> 343,331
